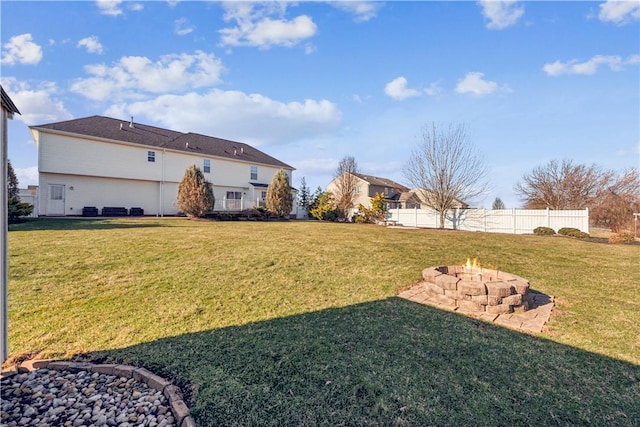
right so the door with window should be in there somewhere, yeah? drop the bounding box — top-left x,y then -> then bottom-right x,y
47,184 -> 65,216
226,191 -> 242,210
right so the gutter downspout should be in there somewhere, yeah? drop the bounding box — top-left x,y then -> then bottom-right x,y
1,108 -> 8,362
159,149 -> 166,217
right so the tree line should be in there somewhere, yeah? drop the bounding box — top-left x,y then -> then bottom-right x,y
297,122 -> 639,233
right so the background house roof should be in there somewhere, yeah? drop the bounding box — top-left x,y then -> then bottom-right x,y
353,173 -> 409,191
31,115 -> 293,170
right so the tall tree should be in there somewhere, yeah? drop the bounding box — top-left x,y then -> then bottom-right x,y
298,176 -> 311,210
492,197 -> 505,210
267,169 -> 293,218
333,156 -> 360,220
7,160 -> 33,223
590,168 -> 640,232
7,160 -> 18,200
177,164 -> 215,218
403,123 -> 489,228
514,159 -> 608,209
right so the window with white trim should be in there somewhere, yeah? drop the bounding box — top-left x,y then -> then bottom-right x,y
147,151 -> 155,162
250,165 -> 258,181
203,159 -> 211,173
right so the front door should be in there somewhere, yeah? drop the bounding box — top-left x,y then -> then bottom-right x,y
47,184 -> 65,216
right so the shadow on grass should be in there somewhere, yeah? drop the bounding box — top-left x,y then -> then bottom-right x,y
80,298 -> 640,427
8,218 -> 168,231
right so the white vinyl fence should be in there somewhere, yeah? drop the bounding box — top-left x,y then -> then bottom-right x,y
387,207 -> 589,234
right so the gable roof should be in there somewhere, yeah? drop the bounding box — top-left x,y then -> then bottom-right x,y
30,115 -> 293,170
1,85 -> 20,116
353,173 -> 409,191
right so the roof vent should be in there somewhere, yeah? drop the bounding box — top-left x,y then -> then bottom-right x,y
234,149 -> 237,155
119,123 -> 123,130
129,116 -> 134,128
241,147 -> 244,154
186,142 -> 189,149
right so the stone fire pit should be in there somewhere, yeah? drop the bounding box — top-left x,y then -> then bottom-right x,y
421,265 -> 531,314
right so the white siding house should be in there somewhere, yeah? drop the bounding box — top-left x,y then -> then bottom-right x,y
30,116 -> 295,216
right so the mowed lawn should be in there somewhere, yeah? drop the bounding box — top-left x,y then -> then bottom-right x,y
7,219 -> 640,426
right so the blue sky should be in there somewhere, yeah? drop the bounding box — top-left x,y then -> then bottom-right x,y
2,0 -> 639,208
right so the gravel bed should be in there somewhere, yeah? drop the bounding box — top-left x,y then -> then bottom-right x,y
1,368 -> 176,426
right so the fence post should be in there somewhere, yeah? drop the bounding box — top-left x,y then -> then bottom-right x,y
484,209 -> 487,232
585,207 -> 589,233
547,208 -> 550,228
414,205 -> 418,228
513,208 -> 516,234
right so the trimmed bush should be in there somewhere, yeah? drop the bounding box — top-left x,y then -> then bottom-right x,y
558,227 -> 590,239
534,226 -> 555,236
608,232 -> 636,244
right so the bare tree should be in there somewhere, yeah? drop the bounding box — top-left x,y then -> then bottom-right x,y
403,123 -> 489,228
591,168 -> 640,232
333,156 -> 360,220
514,159 -> 609,209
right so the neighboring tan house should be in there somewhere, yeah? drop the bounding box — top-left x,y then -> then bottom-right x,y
29,115 -> 295,216
327,172 -> 469,211
397,188 -> 469,210
327,173 -> 410,209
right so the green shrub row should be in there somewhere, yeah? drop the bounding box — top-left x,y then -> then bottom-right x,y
533,226 -> 555,236
558,227 -> 590,239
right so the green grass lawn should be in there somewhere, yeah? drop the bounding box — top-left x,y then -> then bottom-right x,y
7,218 -> 640,426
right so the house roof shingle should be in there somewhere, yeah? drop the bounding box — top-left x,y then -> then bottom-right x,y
353,173 -> 409,191
31,115 -> 293,170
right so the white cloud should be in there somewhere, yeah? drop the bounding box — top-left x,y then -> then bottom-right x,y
291,157 -> 341,175
96,0 -> 142,16
361,161 -> 404,175
0,78 -> 73,125
104,89 -> 342,146
599,0 -> 640,25
329,2 -> 382,22
384,77 -> 422,100
455,72 -> 498,96
424,82 -> 443,96
167,0 -> 181,7
219,2 -> 317,49
1,34 -> 43,66
543,54 -> 640,76
478,0 -> 524,30
615,141 -> 640,156
14,166 -> 39,186
77,36 -> 104,54
96,0 -> 123,16
174,17 -> 195,36
70,51 -> 225,101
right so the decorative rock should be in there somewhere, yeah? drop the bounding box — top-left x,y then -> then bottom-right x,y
0,365 -> 179,427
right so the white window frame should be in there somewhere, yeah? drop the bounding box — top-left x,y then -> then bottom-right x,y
203,159 -> 211,173
147,151 -> 156,162
250,165 -> 258,181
